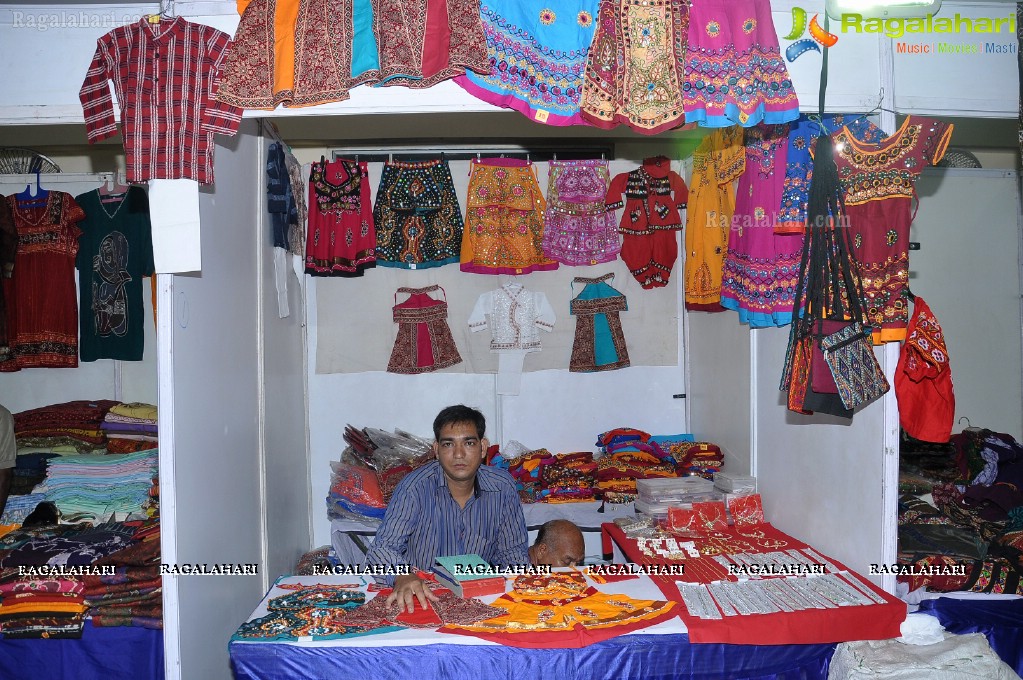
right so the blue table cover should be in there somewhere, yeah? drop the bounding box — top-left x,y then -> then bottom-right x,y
0,620 -> 164,680
231,634 -> 835,680
918,597 -> 1023,675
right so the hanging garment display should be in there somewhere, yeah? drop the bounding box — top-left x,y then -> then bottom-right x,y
895,297 -> 955,443
79,17 -> 242,184
284,152 -> 308,257
579,0 -> 688,134
0,193 -> 86,372
542,159 -> 620,266
74,187 -> 155,363
606,156 -> 687,289
305,157 -> 376,276
386,285 -> 463,374
0,200 -> 14,361
830,115 -> 953,343
440,571 -> 677,648
684,126 -> 744,311
371,0 -> 489,88
454,0 -> 599,126
217,0 -> 381,108
460,158 -> 556,275
469,282 -> 556,394
267,143 -> 298,251
776,115 -> 885,235
374,158 -> 464,269
569,273 -> 630,372
720,123 -> 801,327
682,0 -> 798,128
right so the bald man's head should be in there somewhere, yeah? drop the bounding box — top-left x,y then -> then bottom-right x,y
529,519 -> 585,567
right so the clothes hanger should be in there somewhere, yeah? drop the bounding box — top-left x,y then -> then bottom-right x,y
15,170 -> 49,205
98,171 -> 130,203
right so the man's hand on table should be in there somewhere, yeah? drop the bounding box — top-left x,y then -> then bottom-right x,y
387,573 -> 440,613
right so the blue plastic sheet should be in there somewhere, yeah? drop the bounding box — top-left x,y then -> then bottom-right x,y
231,634 -> 835,680
918,597 -> 1023,675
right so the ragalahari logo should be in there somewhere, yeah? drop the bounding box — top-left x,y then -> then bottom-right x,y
784,7 -> 839,62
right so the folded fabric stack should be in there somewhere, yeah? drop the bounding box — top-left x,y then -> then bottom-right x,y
508,450 -> 598,503
0,520 -> 137,568
102,402 -> 158,453
144,476 -> 159,518
13,400 -> 119,453
508,449 -> 555,502
0,568 -> 87,639
596,441 -> 679,503
671,442 -> 725,480
86,521 -> 162,629
34,449 -> 159,518
9,452 -> 60,496
0,493 -> 47,526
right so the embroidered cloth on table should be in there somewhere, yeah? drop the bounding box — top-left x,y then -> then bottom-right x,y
684,125 -> 744,311
579,0 -> 689,134
305,158 -> 376,277
569,273 -> 630,372
343,587 -> 506,629
461,159 -> 557,275
606,156 -> 688,289
720,123 -> 801,328
542,159 -> 620,265
386,285 -> 463,374
455,0 -> 600,126
600,521 -> 907,645
440,571 -> 678,647
0,193 -> 85,372
371,0 -> 489,88
217,0 -> 380,109
682,0 -> 798,127
374,159 -> 464,269
827,115 -> 954,343
895,297 -> 955,443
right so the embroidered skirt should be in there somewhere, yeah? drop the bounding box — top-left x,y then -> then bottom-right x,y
579,0 -> 689,134
305,158 -> 376,276
387,286 -> 462,374
460,159 -> 557,275
374,159 -> 463,269
682,0 -> 799,127
542,159 -> 620,265
371,0 -> 489,88
217,0 -> 380,109
454,0 -> 599,126
569,273 -> 630,372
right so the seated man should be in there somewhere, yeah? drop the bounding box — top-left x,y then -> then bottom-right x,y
528,519 -> 585,568
366,404 -> 528,611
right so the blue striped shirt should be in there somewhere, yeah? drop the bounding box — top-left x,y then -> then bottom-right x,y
366,461 -> 528,584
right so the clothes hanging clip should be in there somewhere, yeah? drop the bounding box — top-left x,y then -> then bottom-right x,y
908,242 -> 920,251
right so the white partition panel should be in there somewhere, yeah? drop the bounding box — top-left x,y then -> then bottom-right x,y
159,124 -> 264,680
752,326 -> 889,585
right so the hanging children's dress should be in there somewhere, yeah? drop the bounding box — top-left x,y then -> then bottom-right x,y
305,157 -> 376,276
606,156 -> 688,289
460,158 -> 557,275
454,0 -> 600,126
374,158 -> 464,269
829,115 -> 953,343
0,192 -> 86,371
579,0 -> 689,134
469,283 -> 556,394
74,187 -> 155,362
542,159 -> 620,266
684,125 -> 744,311
720,123 -> 799,327
682,0 -> 798,127
569,273 -> 630,372
371,0 -> 489,88
387,286 -> 463,374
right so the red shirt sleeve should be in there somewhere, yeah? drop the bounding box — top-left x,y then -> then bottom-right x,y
79,36 -> 119,143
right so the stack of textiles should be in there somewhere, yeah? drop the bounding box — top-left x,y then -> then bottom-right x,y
9,452 -> 59,495
671,442 -> 725,480
85,520 -> 162,629
0,493 -> 47,526
0,520 -> 136,568
0,570 -> 87,638
900,432 -> 959,495
595,441 -> 678,503
295,546 -> 334,576
34,449 -> 159,518
101,402 -> 158,453
144,476 -> 159,518
13,400 -> 119,452
507,450 -> 598,503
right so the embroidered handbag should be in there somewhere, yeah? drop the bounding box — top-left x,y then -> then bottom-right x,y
821,321 -> 890,409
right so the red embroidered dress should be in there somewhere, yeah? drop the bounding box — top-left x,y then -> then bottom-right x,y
0,193 -> 86,371
305,158 -> 376,276
386,286 -> 462,374
895,297 -> 955,443
831,116 -> 953,343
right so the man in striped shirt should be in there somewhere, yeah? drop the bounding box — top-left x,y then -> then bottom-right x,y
367,405 -> 528,612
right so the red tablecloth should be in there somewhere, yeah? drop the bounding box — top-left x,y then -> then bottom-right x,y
601,522 -> 906,645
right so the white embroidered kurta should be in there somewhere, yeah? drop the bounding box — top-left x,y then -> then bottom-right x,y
468,283 -> 556,352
